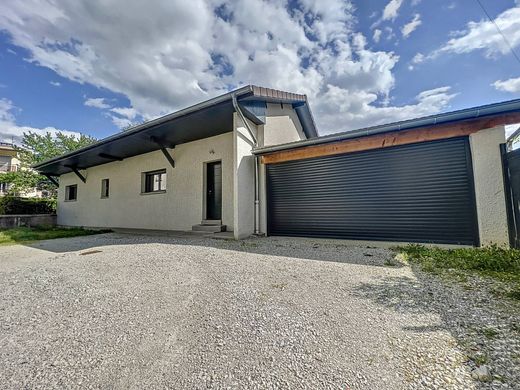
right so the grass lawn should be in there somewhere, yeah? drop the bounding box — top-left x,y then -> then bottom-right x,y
397,245 -> 520,300
0,226 -> 108,246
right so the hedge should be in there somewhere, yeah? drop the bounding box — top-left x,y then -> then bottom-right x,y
0,196 -> 56,215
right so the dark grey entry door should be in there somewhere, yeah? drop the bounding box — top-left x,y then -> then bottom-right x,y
266,137 -> 479,245
206,161 -> 222,220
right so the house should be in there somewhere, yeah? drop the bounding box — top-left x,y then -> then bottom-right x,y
34,85 -> 520,246
0,142 -> 47,198
0,142 -> 19,195
0,142 -> 20,195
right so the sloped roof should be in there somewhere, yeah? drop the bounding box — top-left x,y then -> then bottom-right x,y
254,98 -> 520,155
34,85 -> 317,176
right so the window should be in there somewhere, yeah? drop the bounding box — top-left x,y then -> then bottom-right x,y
65,184 -> 77,201
142,169 -> 167,193
101,179 -> 109,198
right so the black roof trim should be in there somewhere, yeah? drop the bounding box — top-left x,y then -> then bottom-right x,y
34,85 -> 317,175
253,98 -> 520,155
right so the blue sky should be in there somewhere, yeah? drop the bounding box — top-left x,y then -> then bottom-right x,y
0,0 -> 520,143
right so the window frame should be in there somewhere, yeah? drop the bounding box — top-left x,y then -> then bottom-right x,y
65,184 -> 78,202
101,178 -> 110,199
141,169 -> 167,194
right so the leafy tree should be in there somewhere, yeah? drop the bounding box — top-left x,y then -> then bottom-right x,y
1,131 -> 96,196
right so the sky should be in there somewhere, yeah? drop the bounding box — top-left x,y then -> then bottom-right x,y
1,0 -> 520,143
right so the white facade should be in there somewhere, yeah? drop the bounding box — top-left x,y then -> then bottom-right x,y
469,126 -> 509,246
54,97 -> 511,246
57,104 -> 307,239
58,133 -> 236,232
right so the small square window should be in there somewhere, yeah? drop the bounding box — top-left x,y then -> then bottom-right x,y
65,184 -> 77,201
101,179 -> 109,198
142,170 -> 167,193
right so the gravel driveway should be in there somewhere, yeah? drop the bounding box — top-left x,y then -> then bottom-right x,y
0,233 -> 517,389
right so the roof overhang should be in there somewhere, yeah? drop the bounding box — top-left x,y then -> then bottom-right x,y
254,98 -> 520,164
34,85 -> 317,176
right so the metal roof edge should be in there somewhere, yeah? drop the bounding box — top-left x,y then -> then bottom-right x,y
253,98 -> 520,155
34,85 -> 315,170
33,85 -> 254,169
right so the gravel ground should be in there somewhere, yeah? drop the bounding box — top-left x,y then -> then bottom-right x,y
0,232 -> 518,389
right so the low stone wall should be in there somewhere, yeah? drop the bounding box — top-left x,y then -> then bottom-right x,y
0,214 -> 57,229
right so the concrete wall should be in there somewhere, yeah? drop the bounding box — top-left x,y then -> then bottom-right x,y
258,103 -> 306,147
469,126 -> 509,246
0,214 -> 56,229
233,113 -> 256,239
57,132 -> 234,231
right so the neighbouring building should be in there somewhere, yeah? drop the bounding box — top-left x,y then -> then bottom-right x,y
34,85 -> 520,246
0,142 -> 46,198
0,142 -> 20,196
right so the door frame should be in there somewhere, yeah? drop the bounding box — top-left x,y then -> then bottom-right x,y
203,159 -> 222,221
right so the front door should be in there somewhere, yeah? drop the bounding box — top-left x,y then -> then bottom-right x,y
206,161 -> 222,220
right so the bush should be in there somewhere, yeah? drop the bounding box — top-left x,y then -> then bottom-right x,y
0,196 -> 56,215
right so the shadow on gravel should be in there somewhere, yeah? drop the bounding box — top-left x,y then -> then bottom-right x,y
352,270 -> 519,389
22,232 -> 403,268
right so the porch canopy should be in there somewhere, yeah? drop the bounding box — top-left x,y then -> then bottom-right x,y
34,85 -> 317,176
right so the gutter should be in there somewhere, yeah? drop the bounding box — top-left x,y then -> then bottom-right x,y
253,98 -> 520,155
294,102 -> 319,138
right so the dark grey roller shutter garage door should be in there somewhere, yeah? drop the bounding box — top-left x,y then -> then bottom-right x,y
266,137 -> 479,245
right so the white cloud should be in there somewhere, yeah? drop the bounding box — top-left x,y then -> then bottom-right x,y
408,52 -> 425,70
110,107 -> 137,120
0,98 -> 80,143
84,97 -> 110,109
401,14 -> 422,38
315,86 -> 457,132
110,116 -> 133,129
444,2 -> 456,10
373,29 -> 382,43
84,97 -> 139,128
412,53 -> 425,64
384,26 -> 396,41
492,76 -> 520,93
109,106 -> 139,128
434,6 -> 520,58
382,0 -> 404,21
0,0 -> 455,135
49,81 -> 61,87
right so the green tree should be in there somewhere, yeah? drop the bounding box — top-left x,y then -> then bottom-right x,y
1,131 -> 96,196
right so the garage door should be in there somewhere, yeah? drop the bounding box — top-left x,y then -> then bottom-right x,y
266,137 -> 479,245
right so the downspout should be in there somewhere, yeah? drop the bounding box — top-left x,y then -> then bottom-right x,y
232,94 -> 261,235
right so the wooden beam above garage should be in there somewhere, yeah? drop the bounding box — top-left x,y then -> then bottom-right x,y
261,112 -> 520,164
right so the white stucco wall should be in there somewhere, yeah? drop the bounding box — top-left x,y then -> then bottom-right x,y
56,102 -> 307,237
233,113 -> 256,239
469,126 -> 509,246
258,103 -> 306,147
57,132 -> 234,231
259,162 -> 268,235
